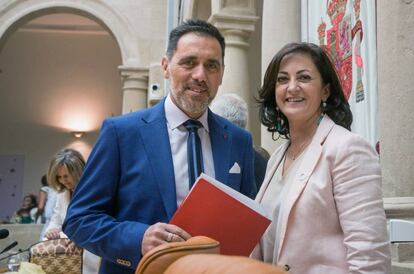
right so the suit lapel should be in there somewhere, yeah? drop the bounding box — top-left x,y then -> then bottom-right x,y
139,100 -> 177,219
256,142 -> 289,203
277,116 -> 335,258
208,111 -> 232,183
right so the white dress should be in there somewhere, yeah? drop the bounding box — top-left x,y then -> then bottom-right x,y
251,149 -> 306,262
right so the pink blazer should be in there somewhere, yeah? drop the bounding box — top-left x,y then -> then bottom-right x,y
254,116 -> 391,274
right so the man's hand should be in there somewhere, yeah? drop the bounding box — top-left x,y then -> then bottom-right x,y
141,222 -> 191,255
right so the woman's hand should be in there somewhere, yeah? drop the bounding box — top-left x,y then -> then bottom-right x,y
63,239 -> 77,253
44,228 -> 61,240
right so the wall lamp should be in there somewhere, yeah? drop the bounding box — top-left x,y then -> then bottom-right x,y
71,131 -> 85,138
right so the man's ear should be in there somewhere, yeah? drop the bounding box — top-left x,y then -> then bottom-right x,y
161,56 -> 170,79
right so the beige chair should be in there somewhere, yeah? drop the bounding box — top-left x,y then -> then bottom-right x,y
165,253 -> 287,274
135,236 -> 220,274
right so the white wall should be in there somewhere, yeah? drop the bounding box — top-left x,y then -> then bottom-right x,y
260,0 -> 301,153
0,29 -> 122,210
247,0 -> 263,146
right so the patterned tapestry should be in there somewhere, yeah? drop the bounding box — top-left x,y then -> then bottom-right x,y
302,0 -> 378,147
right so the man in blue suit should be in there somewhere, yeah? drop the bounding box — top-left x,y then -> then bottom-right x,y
63,20 -> 256,274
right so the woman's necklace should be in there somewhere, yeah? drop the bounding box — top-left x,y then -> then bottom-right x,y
286,114 -> 323,161
287,139 -> 312,161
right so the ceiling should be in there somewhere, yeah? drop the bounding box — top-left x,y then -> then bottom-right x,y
19,13 -> 106,34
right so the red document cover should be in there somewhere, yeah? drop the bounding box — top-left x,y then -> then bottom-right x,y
169,173 -> 271,256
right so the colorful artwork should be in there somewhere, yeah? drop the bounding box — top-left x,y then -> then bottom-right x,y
352,0 -> 364,102
317,0 -> 365,102
306,0 -> 378,146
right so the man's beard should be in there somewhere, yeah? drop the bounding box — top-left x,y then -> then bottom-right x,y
171,88 -> 212,118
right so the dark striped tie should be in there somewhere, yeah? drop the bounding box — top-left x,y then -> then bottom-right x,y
183,120 -> 204,188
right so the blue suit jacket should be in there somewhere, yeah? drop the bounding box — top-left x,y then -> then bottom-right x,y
63,99 -> 256,274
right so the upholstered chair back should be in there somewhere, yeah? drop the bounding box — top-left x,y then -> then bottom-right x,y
164,253 -> 287,274
135,236 -> 220,274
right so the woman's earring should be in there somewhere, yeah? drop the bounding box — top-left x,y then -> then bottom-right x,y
322,101 -> 327,113
275,106 -> 282,131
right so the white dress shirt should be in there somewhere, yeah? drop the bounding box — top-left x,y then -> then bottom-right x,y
164,95 -> 215,206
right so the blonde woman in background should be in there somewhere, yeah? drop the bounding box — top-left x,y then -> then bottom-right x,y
43,148 -> 84,240
43,148 -> 100,274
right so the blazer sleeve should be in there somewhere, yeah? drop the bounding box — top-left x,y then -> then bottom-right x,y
332,134 -> 391,273
43,192 -> 69,239
63,119 -> 149,270
45,192 -> 66,231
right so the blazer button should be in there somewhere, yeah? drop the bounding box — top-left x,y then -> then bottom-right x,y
116,258 -> 131,267
283,264 -> 290,271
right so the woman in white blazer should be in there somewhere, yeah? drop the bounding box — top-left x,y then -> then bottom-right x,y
251,42 -> 390,274
43,148 -> 100,274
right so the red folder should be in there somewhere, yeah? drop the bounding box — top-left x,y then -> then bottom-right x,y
169,173 -> 271,256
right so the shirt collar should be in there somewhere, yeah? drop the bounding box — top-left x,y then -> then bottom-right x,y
165,94 -> 210,132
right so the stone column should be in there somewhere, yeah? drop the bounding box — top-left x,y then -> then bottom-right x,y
119,66 -> 149,114
260,0 -> 301,153
377,2 -> 414,271
209,0 -> 258,130
377,0 -> 414,200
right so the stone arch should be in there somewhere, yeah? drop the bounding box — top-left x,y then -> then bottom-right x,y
0,0 -> 140,66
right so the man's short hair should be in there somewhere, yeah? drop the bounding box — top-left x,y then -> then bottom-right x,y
210,93 -> 248,128
166,19 -> 225,61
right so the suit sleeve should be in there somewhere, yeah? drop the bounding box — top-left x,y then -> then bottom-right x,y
63,119 -> 149,270
332,134 -> 391,273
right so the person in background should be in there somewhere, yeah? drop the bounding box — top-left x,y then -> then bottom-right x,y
43,149 -> 84,240
10,194 -> 37,224
251,42 -> 390,273
36,174 -> 57,240
43,148 -> 100,274
63,19 -> 256,274
252,145 -> 270,189
210,93 -> 270,190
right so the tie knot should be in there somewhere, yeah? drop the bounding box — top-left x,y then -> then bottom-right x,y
183,120 -> 202,132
